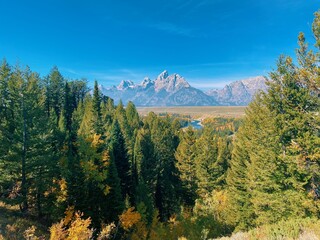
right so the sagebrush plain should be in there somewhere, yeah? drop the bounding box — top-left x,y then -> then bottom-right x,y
137,106 -> 246,118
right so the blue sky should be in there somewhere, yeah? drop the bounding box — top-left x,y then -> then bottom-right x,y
0,0 -> 319,89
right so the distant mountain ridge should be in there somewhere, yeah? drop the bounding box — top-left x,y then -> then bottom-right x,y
205,76 -> 268,105
99,71 -> 268,106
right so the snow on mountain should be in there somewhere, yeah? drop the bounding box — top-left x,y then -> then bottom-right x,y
154,70 -> 190,92
140,77 -> 154,88
117,80 -> 135,90
99,72 -> 267,106
206,76 -> 268,105
242,76 -> 268,95
100,71 -> 215,106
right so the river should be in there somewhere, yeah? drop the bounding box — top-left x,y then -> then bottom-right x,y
188,120 -> 203,129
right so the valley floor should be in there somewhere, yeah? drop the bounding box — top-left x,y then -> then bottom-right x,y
136,106 -> 246,118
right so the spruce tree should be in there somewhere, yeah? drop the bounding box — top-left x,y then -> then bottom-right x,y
57,81 -> 86,213
1,66 -> 60,214
46,67 -> 64,120
149,116 -> 181,221
109,119 -> 132,200
134,129 -> 156,223
104,152 -> 124,223
0,60 -> 16,196
196,128 -> 230,197
126,101 -> 140,131
225,12 -> 320,230
78,95 -> 94,137
175,126 -> 198,206
92,80 -> 103,135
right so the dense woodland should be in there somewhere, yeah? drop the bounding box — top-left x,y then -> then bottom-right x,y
0,10 -> 319,240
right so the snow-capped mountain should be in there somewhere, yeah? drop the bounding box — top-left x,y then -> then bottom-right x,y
117,80 -> 135,90
206,76 -> 268,105
100,70 -> 215,106
99,72 -> 267,106
154,71 -> 190,92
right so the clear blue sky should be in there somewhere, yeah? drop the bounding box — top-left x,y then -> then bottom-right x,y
0,0 -> 319,89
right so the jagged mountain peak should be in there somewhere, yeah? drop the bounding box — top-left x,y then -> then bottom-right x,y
241,76 -> 268,94
117,80 -> 135,90
229,80 -> 245,88
98,72 -> 267,106
157,70 -> 169,80
155,71 -> 190,92
140,77 -> 154,88
206,76 -> 268,105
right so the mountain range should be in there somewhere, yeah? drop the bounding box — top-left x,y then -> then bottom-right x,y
99,71 -> 268,106
205,76 -> 268,105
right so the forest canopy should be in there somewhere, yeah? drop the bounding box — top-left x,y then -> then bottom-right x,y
0,9 -> 319,240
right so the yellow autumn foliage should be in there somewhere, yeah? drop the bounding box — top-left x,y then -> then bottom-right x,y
50,209 -> 93,240
194,190 -> 229,222
97,223 -> 116,240
23,226 -> 39,240
91,133 -> 103,147
119,207 -> 142,230
63,206 -> 75,225
56,178 -> 68,203
67,212 -> 93,240
49,221 -> 66,240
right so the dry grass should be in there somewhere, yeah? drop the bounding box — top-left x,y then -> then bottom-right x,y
214,218 -> 320,240
0,201 -> 49,239
136,106 -> 247,119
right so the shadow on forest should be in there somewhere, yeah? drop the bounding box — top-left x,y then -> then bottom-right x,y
0,202 -> 49,239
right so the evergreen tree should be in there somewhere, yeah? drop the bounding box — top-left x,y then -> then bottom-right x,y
69,79 -> 88,109
175,126 -> 198,206
134,129 -> 156,223
104,152 -> 125,223
78,95 -> 94,137
126,101 -> 140,131
59,82 -> 73,133
58,82 -> 86,213
2,66 -> 60,214
115,101 -> 132,150
195,128 -> 230,197
92,80 -> 103,135
226,97 -> 265,230
225,12 -> 320,230
45,66 -> 64,120
109,119 -> 132,200
149,116 -> 181,221
0,60 -> 17,196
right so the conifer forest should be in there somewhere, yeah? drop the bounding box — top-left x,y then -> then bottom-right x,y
0,9 -> 320,240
